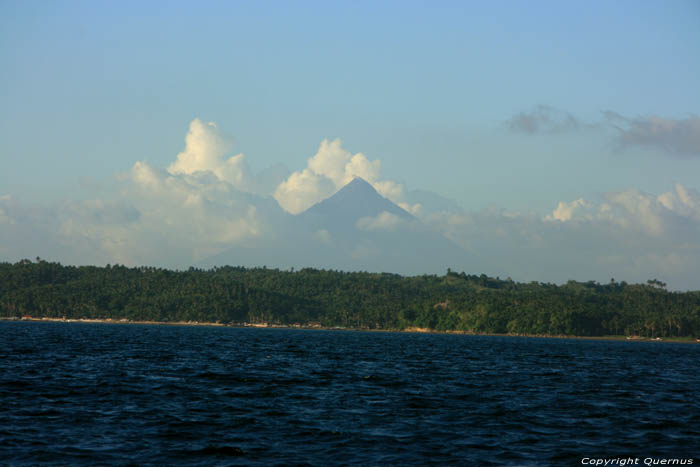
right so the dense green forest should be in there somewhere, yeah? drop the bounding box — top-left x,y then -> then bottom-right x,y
2,259 -> 700,337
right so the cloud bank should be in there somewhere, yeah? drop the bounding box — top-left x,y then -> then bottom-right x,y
420,183 -> 700,289
274,138 -> 415,214
3,118 -> 700,290
166,118 -> 289,195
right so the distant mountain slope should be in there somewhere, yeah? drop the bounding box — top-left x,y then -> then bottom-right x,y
301,177 -> 413,231
202,177 -> 474,275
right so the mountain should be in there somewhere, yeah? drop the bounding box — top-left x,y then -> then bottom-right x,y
202,177 -> 474,275
301,177 -> 413,231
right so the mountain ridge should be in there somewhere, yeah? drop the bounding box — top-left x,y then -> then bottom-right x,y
300,177 -> 413,231
202,176 -> 474,275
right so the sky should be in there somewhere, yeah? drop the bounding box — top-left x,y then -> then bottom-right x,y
2,1 -> 700,289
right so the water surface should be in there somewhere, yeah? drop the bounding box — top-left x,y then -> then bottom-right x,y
1,322 -> 698,465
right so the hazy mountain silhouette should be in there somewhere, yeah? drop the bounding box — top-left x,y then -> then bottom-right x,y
202,177 -> 473,274
301,177 -> 413,231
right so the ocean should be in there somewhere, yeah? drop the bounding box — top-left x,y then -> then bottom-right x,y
1,321 -> 698,465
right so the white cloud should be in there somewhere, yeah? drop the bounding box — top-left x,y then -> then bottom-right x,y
544,186 -> 700,237
345,153 -> 381,185
116,161 -> 264,263
2,118 -> 285,267
356,211 -> 404,232
547,185 -> 698,232
274,167 -> 336,214
306,139 -> 355,186
399,202 -> 423,216
546,198 -> 591,222
373,180 -> 407,205
657,183 -> 700,221
169,119 -> 232,175
274,138 -> 410,214
166,118 -> 260,193
605,190 -> 665,236
0,120 -> 286,268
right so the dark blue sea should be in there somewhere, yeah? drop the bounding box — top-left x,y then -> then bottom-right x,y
1,322 -> 698,466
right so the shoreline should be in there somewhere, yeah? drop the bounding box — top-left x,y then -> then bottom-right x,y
3,316 -> 698,344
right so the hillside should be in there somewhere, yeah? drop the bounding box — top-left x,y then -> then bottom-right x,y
2,259 -> 700,337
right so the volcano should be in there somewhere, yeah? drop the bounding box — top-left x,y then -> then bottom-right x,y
202,177 -> 473,275
300,177 -> 413,231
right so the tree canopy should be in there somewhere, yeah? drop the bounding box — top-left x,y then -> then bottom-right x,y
2,259 -> 699,337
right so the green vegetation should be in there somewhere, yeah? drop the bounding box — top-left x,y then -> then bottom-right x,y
2,259 -> 700,337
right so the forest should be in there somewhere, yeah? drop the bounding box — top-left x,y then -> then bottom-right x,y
2,259 -> 700,338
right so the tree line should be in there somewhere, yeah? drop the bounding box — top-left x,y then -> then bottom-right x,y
2,259 -> 700,337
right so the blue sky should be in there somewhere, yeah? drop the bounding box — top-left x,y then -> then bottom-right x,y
2,1 -> 700,288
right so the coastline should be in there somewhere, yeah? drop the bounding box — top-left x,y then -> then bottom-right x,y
3,316 -> 698,344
